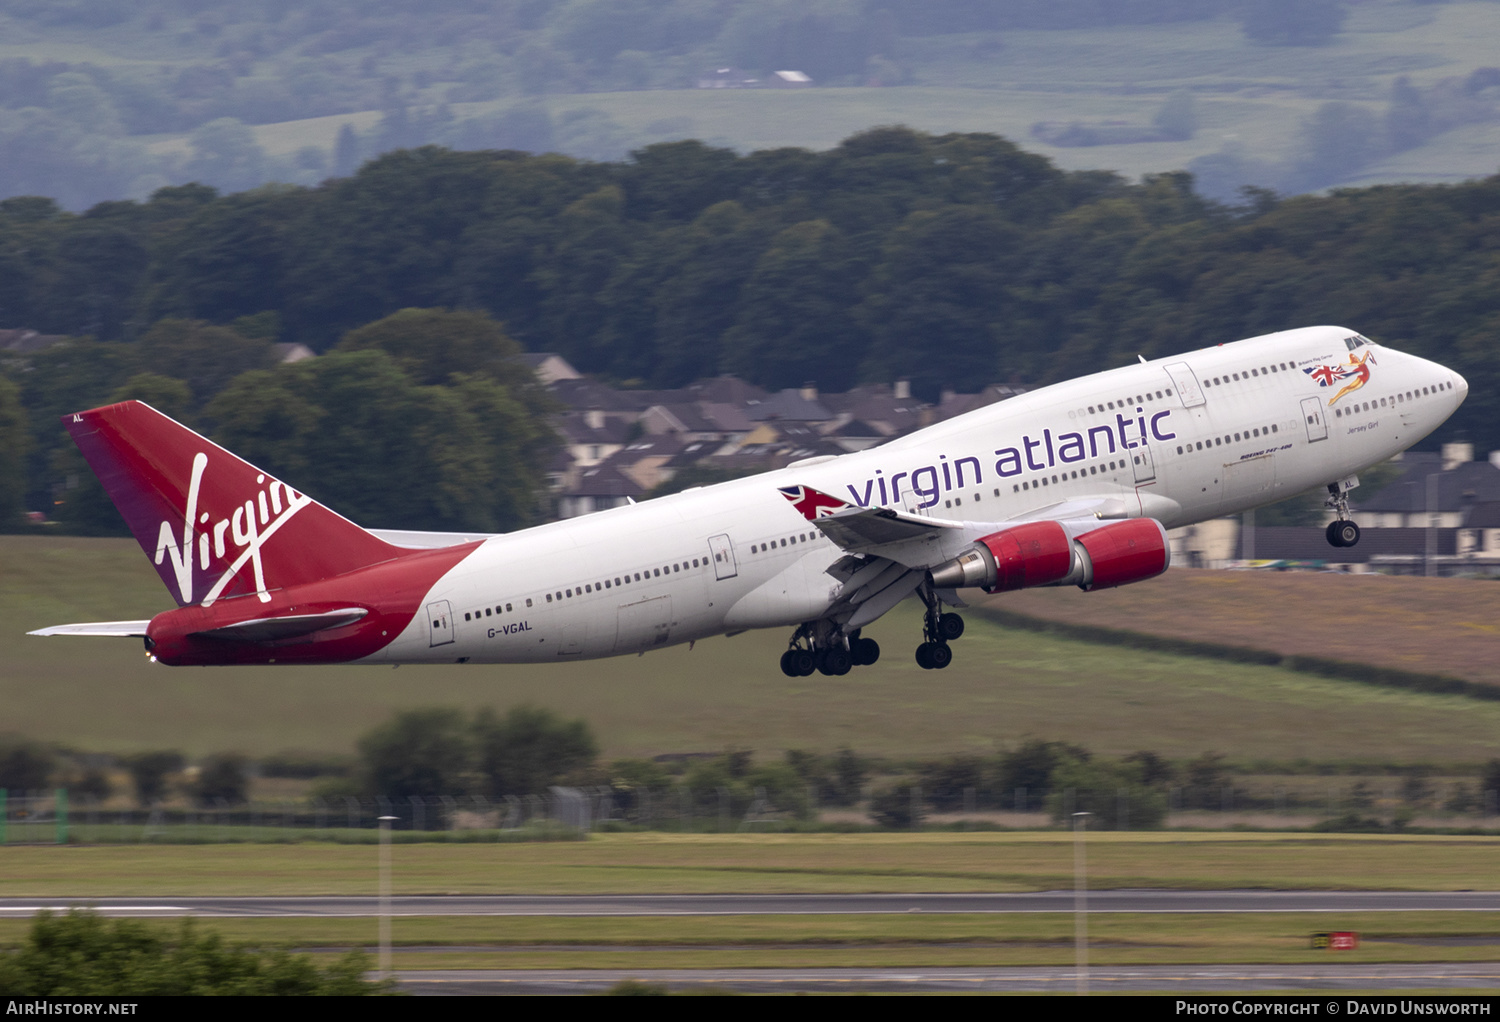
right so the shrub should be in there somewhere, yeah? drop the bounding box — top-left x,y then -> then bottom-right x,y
0,910 -> 391,995
868,786 -> 924,830
125,750 -> 184,806
1046,757 -> 1167,830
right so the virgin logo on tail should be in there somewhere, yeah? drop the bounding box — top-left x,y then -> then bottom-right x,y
153,452 -> 313,606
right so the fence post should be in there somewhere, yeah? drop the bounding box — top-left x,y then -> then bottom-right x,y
55,788 -> 68,845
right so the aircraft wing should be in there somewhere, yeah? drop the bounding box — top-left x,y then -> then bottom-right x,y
776,485 -> 960,552
28,621 -> 151,637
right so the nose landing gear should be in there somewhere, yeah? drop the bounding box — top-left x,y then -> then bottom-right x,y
1324,480 -> 1361,548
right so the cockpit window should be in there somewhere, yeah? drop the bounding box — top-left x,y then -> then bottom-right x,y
1345,334 -> 1374,351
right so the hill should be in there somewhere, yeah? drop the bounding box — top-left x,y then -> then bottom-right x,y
994,567 -> 1500,688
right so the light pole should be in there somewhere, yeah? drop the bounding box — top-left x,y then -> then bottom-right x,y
1425,471 -> 1439,577
378,815 -> 397,979
1073,811 -> 1092,996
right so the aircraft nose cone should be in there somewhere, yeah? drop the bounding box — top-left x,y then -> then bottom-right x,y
1456,371 -> 1469,397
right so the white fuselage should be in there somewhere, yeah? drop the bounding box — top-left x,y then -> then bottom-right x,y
370,327 -> 1467,665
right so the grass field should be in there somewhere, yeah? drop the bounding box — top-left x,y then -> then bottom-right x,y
3,833 -> 1499,897
995,568 -> 1500,690
8,537 -> 1500,764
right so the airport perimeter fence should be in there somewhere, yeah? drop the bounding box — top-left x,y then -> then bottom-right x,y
3,784 -> 1498,844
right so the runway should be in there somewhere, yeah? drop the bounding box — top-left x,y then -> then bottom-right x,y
394,964 -> 1500,994
3,891 -> 1500,917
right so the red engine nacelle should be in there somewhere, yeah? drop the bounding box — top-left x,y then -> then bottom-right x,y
1073,517 -> 1170,591
929,517 -> 1170,593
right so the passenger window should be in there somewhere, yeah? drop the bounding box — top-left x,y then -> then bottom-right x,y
485,608 -> 492,617
507,604 -> 513,612
526,599 -> 532,607
673,564 -> 680,572
464,612 -> 471,621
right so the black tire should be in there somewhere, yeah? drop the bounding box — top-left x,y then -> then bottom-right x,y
853,637 -> 880,666
823,646 -> 853,676
1325,520 -> 1345,548
1335,520 -> 1360,548
791,648 -> 817,676
937,612 -> 965,641
915,643 -> 934,670
928,642 -> 953,670
779,650 -> 799,677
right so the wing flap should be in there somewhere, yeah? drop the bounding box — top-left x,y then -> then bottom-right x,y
28,621 -> 151,637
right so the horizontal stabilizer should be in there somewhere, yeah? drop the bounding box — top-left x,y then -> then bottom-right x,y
367,529 -> 498,549
28,621 -> 151,637
191,608 -> 369,643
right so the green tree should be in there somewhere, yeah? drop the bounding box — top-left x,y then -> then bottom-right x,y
126,751 -> 183,807
207,350 -> 529,531
721,218 -> 868,391
1046,756 -> 1167,830
0,377 -> 29,529
356,707 -> 473,799
193,753 -> 249,806
473,704 -> 598,798
0,737 -> 54,792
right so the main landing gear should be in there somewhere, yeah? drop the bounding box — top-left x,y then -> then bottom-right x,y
914,580 -> 963,671
779,622 -> 880,677
1324,481 -> 1362,548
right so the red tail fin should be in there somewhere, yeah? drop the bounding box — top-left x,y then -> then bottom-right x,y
65,401 -> 402,607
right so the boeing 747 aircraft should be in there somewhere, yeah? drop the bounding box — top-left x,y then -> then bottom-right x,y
31,325 -> 1466,674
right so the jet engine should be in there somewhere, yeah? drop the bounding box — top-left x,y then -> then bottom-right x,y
929,517 -> 1169,593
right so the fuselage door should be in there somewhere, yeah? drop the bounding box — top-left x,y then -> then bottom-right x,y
1164,363 -> 1206,408
1131,441 -> 1157,484
426,600 -> 454,647
1300,397 -> 1329,443
708,533 -> 738,580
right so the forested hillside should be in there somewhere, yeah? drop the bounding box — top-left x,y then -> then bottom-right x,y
0,128 -> 1496,532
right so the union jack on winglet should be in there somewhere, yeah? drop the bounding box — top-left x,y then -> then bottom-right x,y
778,485 -> 852,520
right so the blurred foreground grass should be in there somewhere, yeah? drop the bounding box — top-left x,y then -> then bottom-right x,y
2,911 -> 1497,968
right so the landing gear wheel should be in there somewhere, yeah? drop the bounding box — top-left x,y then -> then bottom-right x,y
779,649 -> 799,677
1325,520 -> 1360,548
937,613 -> 965,642
915,643 -> 935,670
927,642 -> 953,670
851,637 -> 881,666
790,648 -> 817,677
818,646 -> 853,676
